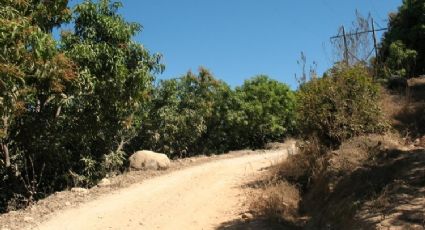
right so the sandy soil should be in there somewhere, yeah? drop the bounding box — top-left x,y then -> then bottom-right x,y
34,149 -> 288,230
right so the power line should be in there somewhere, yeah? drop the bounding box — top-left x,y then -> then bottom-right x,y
330,17 -> 388,68
330,28 -> 387,39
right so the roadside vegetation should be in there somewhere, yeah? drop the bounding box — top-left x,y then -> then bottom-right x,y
1,1 -> 423,229
0,0 -> 296,212
249,0 -> 425,229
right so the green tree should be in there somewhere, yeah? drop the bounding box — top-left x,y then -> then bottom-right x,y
136,68 -> 231,157
0,0 -> 76,171
1,0 -> 71,32
235,76 -> 296,148
197,77 -> 239,154
380,0 -> 425,77
59,0 -> 163,184
384,41 -> 418,77
0,0 -> 77,210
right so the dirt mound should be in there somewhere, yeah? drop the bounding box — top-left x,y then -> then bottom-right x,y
250,133 -> 425,229
301,135 -> 425,229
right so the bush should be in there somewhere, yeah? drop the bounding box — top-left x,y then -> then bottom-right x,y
234,76 -> 296,148
278,139 -> 323,185
1,0 -> 163,211
133,72 -> 297,157
296,64 -> 388,146
250,181 -> 300,224
133,68 -> 237,157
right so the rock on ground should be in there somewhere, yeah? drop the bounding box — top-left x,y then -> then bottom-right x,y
129,150 -> 171,170
97,178 -> 111,187
70,188 -> 89,194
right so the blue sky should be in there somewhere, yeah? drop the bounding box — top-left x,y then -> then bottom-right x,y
68,0 -> 402,88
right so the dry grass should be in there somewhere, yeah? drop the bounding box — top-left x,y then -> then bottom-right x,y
328,133 -> 403,174
264,138 -> 297,150
245,138 -> 324,226
381,78 -> 425,139
254,133 -> 417,228
300,134 -> 425,229
249,181 -> 301,224
380,88 -> 407,126
247,79 -> 425,229
355,148 -> 425,229
394,102 -> 425,138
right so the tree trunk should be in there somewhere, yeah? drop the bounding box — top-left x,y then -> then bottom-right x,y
1,141 -> 11,168
1,115 -> 11,168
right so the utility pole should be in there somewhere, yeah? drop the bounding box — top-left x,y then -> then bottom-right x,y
342,26 -> 349,65
371,18 -> 379,60
371,18 -> 379,78
330,19 -> 387,67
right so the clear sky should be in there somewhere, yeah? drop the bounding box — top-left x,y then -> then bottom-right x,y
68,0 -> 402,88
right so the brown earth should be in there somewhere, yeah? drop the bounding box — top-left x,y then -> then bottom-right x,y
6,147 -> 291,230
0,150 -> 262,230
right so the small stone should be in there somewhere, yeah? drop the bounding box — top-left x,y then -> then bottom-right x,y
71,187 -> 89,194
414,138 -> 420,146
23,217 -> 34,222
97,178 -> 111,187
419,136 -> 425,147
241,212 -> 253,220
65,201 -> 71,206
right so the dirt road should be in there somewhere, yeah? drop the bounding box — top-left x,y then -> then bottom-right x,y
36,149 -> 289,230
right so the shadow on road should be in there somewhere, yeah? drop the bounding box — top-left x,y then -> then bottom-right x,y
216,218 -> 298,230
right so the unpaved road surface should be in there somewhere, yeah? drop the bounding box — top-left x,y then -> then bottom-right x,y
36,149 -> 288,230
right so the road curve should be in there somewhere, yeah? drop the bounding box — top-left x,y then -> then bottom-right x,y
36,149 -> 288,230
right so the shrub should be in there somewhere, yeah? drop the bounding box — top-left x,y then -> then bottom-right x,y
54,0 -> 163,185
382,41 -> 417,78
102,150 -> 126,175
134,68 -> 235,157
132,74 -> 297,156
296,64 -> 388,146
235,75 -> 296,148
274,137 -> 328,192
1,0 -> 163,210
250,181 -> 300,224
